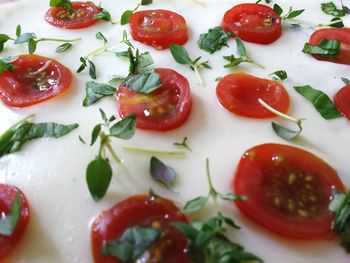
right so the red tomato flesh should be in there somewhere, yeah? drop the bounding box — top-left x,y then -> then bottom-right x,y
45,1 -> 100,29
216,73 -> 290,119
233,143 -> 345,239
117,68 -> 192,131
91,194 -> 192,263
0,184 -> 30,260
221,3 -> 282,44
309,28 -> 350,65
130,9 -> 188,49
334,84 -> 350,120
0,54 -> 72,107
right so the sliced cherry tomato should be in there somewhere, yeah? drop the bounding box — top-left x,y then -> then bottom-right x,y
0,54 -> 72,107
308,28 -> 350,65
91,194 -> 192,263
116,68 -> 192,131
334,84 -> 350,120
221,3 -> 282,44
45,1 -> 101,29
233,143 -> 345,239
0,184 -> 30,260
216,73 -> 290,119
129,9 -> 188,49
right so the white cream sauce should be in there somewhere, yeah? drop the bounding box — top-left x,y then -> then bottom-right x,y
0,0 -> 350,262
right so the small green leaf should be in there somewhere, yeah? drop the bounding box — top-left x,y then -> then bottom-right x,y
182,196 -> 209,213
171,222 -> 199,242
198,26 -> 232,54
273,4 -> 283,16
0,34 -> 11,52
93,10 -> 112,22
272,122 -> 302,140
50,0 -> 73,10
0,193 -> 22,236
173,137 -> 191,151
235,38 -> 247,57
86,156 -> 112,201
88,60 -> 97,79
121,10 -> 134,25
55,42 -> 72,53
342,77 -> 350,85
28,39 -> 37,54
294,85 -> 342,119
77,57 -> 87,73
109,75 -> 126,83
329,17 -> 344,28
169,44 -> 192,65
302,39 -> 340,58
321,2 -> 346,17
14,32 -> 36,44
122,73 -> 161,93
219,193 -> 247,201
136,52 -> 155,74
15,25 -> 21,37
90,124 -> 101,146
270,70 -> 288,81
96,32 -> 107,44
99,108 -> 108,123
285,9 -> 305,19
82,81 -> 116,106
115,51 -> 129,57
0,60 -> 16,74
150,157 -> 176,189
109,114 -> 136,139
141,0 -> 153,5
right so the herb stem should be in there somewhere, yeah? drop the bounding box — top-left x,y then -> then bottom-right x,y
194,66 -> 204,86
105,140 -> 122,163
123,146 -> 186,157
36,37 -> 82,43
206,158 -> 220,211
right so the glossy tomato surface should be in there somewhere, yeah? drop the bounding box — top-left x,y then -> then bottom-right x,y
91,195 -> 192,263
0,54 -> 72,107
130,9 -> 188,49
45,1 -> 100,29
308,28 -> 350,65
221,3 -> 282,44
117,68 -> 192,131
334,84 -> 350,120
0,184 -> 30,260
233,143 -> 345,239
216,73 -> 290,118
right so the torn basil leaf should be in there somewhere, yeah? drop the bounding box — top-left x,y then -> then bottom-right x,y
272,122 -> 302,140
50,0 -> 73,10
269,70 -> 287,81
0,193 -> 22,236
101,227 -> 161,262
141,0 -> 153,5
150,157 -> 176,189
198,26 -> 233,54
122,73 -> 161,94
329,17 -> 344,27
82,81 -> 116,107
55,42 -> 72,53
302,39 -> 340,58
136,52 -> 155,74
182,196 -> 209,213
321,2 -> 346,17
109,114 -> 136,139
294,85 -> 342,119
0,60 -> 16,74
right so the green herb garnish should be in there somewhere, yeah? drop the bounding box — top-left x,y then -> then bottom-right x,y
0,194 -> 22,236
120,0 -> 153,25
55,42 -> 72,53
82,81 -> 116,106
150,156 -> 176,190
273,4 -> 305,20
173,137 -> 191,151
342,77 -> 350,85
198,27 -> 233,54
321,2 -> 346,17
49,0 -> 72,11
269,70 -> 288,81
0,59 -> 16,74
302,39 -> 340,58
123,146 -> 185,157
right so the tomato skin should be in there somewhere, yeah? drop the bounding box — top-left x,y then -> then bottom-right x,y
130,9 -> 188,49
216,73 -> 290,119
233,143 -> 345,239
117,68 -> 192,131
91,195 -> 192,263
0,184 -> 30,260
221,4 -> 282,44
334,84 -> 350,120
309,28 -> 350,65
45,1 -> 100,29
0,54 -> 72,107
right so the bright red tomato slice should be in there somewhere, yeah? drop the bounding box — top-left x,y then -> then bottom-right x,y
334,84 -> 350,120
233,143 -> 345,239
216,73 -> 290,119
45,1 -> 101,29
0,184 -> 30,260
0,54 -> 72,107
91,194 -> 192,263
130,9 -> 188,49
308,28 -> 350,65
221,3 -> 282,44
116,68 -> 192,131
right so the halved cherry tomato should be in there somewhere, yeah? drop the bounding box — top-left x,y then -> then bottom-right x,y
117,68 -> 192,131
0,54 -> 72,107
216,73 -> 290,119
129,9 -> 188,49
233,143 -> 345,239
91,194 -> 192,263
0,184 -> 30,260
308,28 -> 350,65
45,1 -> 101,29
334,84 -> 350,120
221,3 -> 282,44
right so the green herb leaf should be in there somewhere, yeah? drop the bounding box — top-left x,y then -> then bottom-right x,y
321,2 -> 346,17
150,157 -> 176,189
198,26 -> 232,54
15,25 -> 21,37
82,81 -> 116,107
182,196 -> 209,213
272,121 -> 302,140
273,4 -> 283,16
0,60 -> 16,74
285,8 -> 305,19
0,34 -> 11,52
109,75 -> 126,83
88,60 -> 97,79
170,44 -> 192,65
141,0 -> 153,5
294,85 -> 342,119
342,77 -> 350,85
28,38 -> 37,54
99,108 -> 108,123
50,0 -> 73,10
136,52 -> 155,74
342,0 -> 350,14
122,73 -> 161,94
77,57 -> 87,73
219,193 -> 247,201
14,32 -> 35,44
269,70 -> 288,81
329,17 -> 344,27
121,10 -> 134,25
115,51 -> 129,58
173,137 -> 191,151
109,114 -> 136,139
0,193 -> 22,236
55,42 -> 72,53
86,156 -> 112,201
302,39 -> 340,58
90,124 -> 101,146
93,9 -> 112,22
96,32 -> 107,45
101,227 -> 161,262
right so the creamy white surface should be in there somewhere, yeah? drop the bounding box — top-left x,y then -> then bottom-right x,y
0,0 -> 350,262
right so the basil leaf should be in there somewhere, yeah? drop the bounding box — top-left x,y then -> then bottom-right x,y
321,2 -> 346,17
302,39 -> 340,58
294,85 -> 342,119
122,73 -> 161,93
101,227 -> 161,262
121,10 -> 133,25
136,52 -> 155,74
330,17 -> 344,27
0,34 -> 11,52
88,60 -> 97,79
150,157 -> 176,189
169,44 -> 192,65
0,60 -> 16,74
86,156 -> 112,201
270,70 -> 287,81
273,4 -> 283,16
0,193 -> 22,236
171,222 -> 199,241
55,42 -> 72,53
109,114 -> 136,139
96,32 -> 107,44
109,75 -> 126,83
272,121 -> 302,140
93,10 -> 112,22
15,25 -> 21,37
90,124 -> 101,146
14,32 -> 35,44
198,27 -> 232,54
342,77 -> 350,85
50,0 -> 73,10
82,81 -> 116,106
141,0 -> 153,5
285,9 -> 305,19
182,196 -> 209,213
